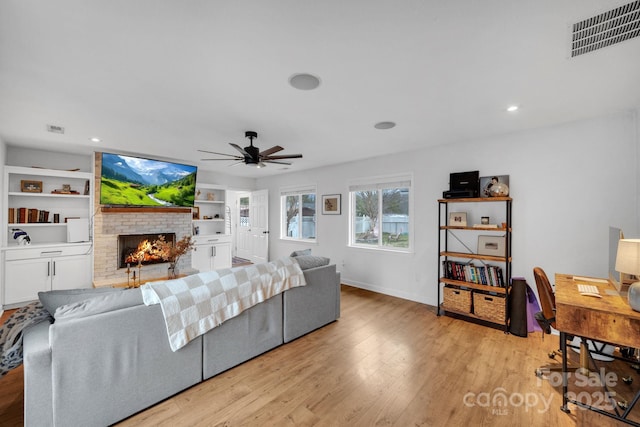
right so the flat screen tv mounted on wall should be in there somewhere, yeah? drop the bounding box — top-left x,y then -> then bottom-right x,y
100,152 -> 198,208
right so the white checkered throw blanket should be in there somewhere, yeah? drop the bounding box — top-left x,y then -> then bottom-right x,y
141,257 -> 306,351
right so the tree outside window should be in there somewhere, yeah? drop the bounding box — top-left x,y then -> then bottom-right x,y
351,177 -> 411,250
282,191 -> 316,241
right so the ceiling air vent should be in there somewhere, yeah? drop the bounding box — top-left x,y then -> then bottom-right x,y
571,0 -> 640,57
46,124 -> 65,134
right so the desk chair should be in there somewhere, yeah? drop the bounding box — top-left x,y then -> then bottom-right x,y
533,267 -> 579,377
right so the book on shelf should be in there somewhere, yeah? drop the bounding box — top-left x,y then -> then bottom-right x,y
8,207 -> 15,224
442,260 -> 505,287
18,207 -> 27,223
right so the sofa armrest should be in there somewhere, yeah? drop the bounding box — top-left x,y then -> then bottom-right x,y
283,264 -> 340,342
23,320 -> 53,427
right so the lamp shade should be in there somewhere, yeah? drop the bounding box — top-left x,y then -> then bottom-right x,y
616,239 -> 640,312
616,239 -> 640,275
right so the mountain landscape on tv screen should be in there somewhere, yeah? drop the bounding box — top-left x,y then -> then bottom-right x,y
100,153 -> 197,207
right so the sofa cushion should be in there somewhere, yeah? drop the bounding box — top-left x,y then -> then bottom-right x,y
293,255 -> 330,270
38,287 -> 122,317
290,249 -> 312,257
54,288 -> 144,320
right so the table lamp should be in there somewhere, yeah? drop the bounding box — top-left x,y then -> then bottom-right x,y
615,238 -> 640,312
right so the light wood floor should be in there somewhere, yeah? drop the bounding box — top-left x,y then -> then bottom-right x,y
0,286 -> 633,426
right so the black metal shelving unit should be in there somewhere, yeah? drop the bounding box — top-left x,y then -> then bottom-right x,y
437,197 -> 512,331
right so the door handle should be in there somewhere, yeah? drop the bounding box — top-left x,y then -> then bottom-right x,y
47,261 -> 51,277
53,261 -> 56,276
263,231 -> 269,234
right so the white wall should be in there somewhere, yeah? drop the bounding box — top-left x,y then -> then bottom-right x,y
261,112 -> 639,306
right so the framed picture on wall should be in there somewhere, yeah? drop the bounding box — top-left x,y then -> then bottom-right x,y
322,194 -> 341,215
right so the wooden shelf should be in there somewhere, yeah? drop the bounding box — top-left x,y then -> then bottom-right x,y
441,226 -> 510,232
440,278 -> 507,295
438,197 -> 512,203
440,251 -> 511,263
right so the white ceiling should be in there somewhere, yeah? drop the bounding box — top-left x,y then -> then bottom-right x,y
1,0 -> 639,177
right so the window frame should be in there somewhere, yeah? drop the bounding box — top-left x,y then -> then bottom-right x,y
280,185 -> 317,243
348,173 -> 413,253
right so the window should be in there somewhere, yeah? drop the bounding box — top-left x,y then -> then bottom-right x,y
349,175 -> 412,251
239,196 -> 250,227
281,186 -> 316,241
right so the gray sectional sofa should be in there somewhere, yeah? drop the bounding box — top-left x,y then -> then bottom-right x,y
22,262 -> 340,427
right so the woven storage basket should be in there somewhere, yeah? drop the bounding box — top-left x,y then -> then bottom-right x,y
473,292 -> 506,323
443,286 -> 471,313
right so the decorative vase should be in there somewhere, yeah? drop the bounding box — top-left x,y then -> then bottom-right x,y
489,182 -> 509,197
168,262 -> 178,279
628,282 -> 640,312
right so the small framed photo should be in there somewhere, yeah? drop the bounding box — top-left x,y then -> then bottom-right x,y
480,175 -> 510,197
448,212 -> 467,227
192,206 -> 200,220
478,235 -> 506,256
322,194 -> 341,215
62,184 -> 71,192
21,180 -> 43,193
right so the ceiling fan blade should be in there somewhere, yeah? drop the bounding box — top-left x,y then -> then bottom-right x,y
259,145 -> 284,157
263,160 -> 292,165
227,160 -> 245,167
200,157 -> 243,161
263,154 -> 303,160
198,149 -> 241,158
230,143 -> 251,157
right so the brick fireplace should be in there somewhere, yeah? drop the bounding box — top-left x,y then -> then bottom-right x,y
93,210 -> 192,287
92,154 -> 195,287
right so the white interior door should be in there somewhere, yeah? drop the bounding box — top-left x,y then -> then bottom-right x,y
235,189 -> 269,263
236,193 -> 252,261
249,189 -> 269,264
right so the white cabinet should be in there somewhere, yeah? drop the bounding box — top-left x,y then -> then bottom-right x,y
3,244 -> 92,305
191,236 -> 232,272
193,184 -> 227,236
3,165 -> 94,308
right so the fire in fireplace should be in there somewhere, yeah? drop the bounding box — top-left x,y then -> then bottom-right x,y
118,233 -> 176,268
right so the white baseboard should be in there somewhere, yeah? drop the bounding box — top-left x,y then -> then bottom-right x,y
340,278 -> 429,305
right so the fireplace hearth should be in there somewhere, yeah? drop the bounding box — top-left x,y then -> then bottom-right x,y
118,233 -> 176,268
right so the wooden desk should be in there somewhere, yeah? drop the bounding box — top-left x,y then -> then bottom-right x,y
556,274 -> 640,348
555,273 -> 640,425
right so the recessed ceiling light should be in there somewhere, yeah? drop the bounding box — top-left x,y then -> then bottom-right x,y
374,121 -> 396,130
90,137 -> 101,143
289,73 -> 321,90
506,105 -> 519,112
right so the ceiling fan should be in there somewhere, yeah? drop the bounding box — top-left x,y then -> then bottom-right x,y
199,131 -> 303,168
